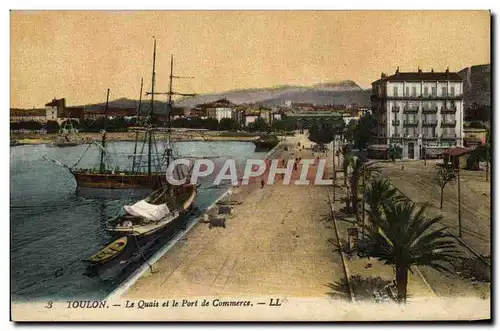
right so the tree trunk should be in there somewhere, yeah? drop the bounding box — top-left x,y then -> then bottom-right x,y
395,265 -> 408,304
440,187 -> 444,209
351,175 -> 359,220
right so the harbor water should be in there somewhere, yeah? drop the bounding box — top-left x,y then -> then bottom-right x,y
10,141 -> 267,301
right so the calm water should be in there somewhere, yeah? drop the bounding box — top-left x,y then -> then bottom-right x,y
10,141 -> 266,301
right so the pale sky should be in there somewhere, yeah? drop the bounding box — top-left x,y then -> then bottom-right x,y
10,10 -> 490,108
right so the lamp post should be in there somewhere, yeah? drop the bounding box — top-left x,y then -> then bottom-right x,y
361,149 -> 367,238
333,134 -> 336,203
457,161 -> 462,238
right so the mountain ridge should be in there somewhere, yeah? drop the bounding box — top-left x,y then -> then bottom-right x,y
75,64 -> 490,110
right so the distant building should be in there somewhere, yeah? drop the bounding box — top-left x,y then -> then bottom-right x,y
201,98 -> 237,122
45,98 -> 66,121
291,102 -> 315,112
64,107 -> 85,121
371,67 -> 464,159
463,127 -> 487,147
10,108 -> 46,123
84,107 -> 137,120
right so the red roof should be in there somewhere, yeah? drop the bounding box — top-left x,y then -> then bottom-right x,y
442,147 -> 472,157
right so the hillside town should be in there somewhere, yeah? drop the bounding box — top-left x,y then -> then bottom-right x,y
10,67 -> 489,160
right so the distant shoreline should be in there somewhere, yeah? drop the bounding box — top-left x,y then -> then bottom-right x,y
10,131 -> 263,146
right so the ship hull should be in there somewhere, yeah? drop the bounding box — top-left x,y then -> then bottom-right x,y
106,185 -> 197,240
71,171 -> 166,190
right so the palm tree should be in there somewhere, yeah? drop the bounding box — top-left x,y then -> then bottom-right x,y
364,178 -> 404,228
358,200 -> 460,304
347,157 -> 380,220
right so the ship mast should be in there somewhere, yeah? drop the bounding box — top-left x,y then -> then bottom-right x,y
148,37 -> 157,177
148,52 -> 196,171
99,88 -> 110,173
132,78 -> 143,172
167,54 -> 174,170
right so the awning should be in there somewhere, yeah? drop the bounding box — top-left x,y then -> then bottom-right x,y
442,147 -> 472,157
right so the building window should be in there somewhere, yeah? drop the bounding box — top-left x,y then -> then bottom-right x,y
405,87 -> 410,97
442,87 -> 447,97
424,87 -> 429,96
404,127 -> 416,137
423,126 -> 435,137
450,86 -> 455,96
412,87 -> 417,96
431,87 -> 437,96
393,87 -> 398,97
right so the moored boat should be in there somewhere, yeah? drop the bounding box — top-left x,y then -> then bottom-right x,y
106,183 -> 197,240
83,236 -> 130,267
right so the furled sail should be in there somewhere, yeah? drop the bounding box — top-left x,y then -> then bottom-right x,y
124,200 -> 170,221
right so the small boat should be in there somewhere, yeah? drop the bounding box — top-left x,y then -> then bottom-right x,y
82,236 -> 130,267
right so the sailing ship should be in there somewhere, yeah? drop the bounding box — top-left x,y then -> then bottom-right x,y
83,39 -> 198,274
46,38 -> 195,191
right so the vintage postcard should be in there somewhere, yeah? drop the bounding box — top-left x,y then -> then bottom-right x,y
10,10 -> 491,321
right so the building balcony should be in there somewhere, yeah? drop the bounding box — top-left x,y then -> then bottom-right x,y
403,120 -> 419,126
391,133 -> 401,138
403,107 -> 419,113
422,107 -> 438,113
423,135 -> 438,140
441,133 -> 457,139
391,107 -> 400,112
442,94 -> 463,100
441,107 -> 457,114
422,120 -> 438,126
391,120 -> 400,126
384,94 -> 463,100
441,121 -> 457,127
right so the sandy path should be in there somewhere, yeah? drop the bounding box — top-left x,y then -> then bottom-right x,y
124,136 -> 345,298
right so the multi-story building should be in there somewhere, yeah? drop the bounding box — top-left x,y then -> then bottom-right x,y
371,68 -> 464,159
202,98 -> 237,122
10,108 -> 47,123
45,98 -> 66,121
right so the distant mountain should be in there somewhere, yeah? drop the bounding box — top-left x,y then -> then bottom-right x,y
458,64 -> 491,107
174,80 -> 370,108
77,97 -> 170,114
75,66 -> 490,112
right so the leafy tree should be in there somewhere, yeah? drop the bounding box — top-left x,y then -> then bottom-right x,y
218,118 -> 240,131
272,118 -> 296,132
308,120 -> 344,151
344,119 -> 358,143
248,117 -> 269,132
465,103 -> 491,122
466,142 -> 492,170
358,200 -> 460,304
204,118 -> 220,131
353,113 -> 377,149
436,164 -> 456,209
308,123 -> 334,147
